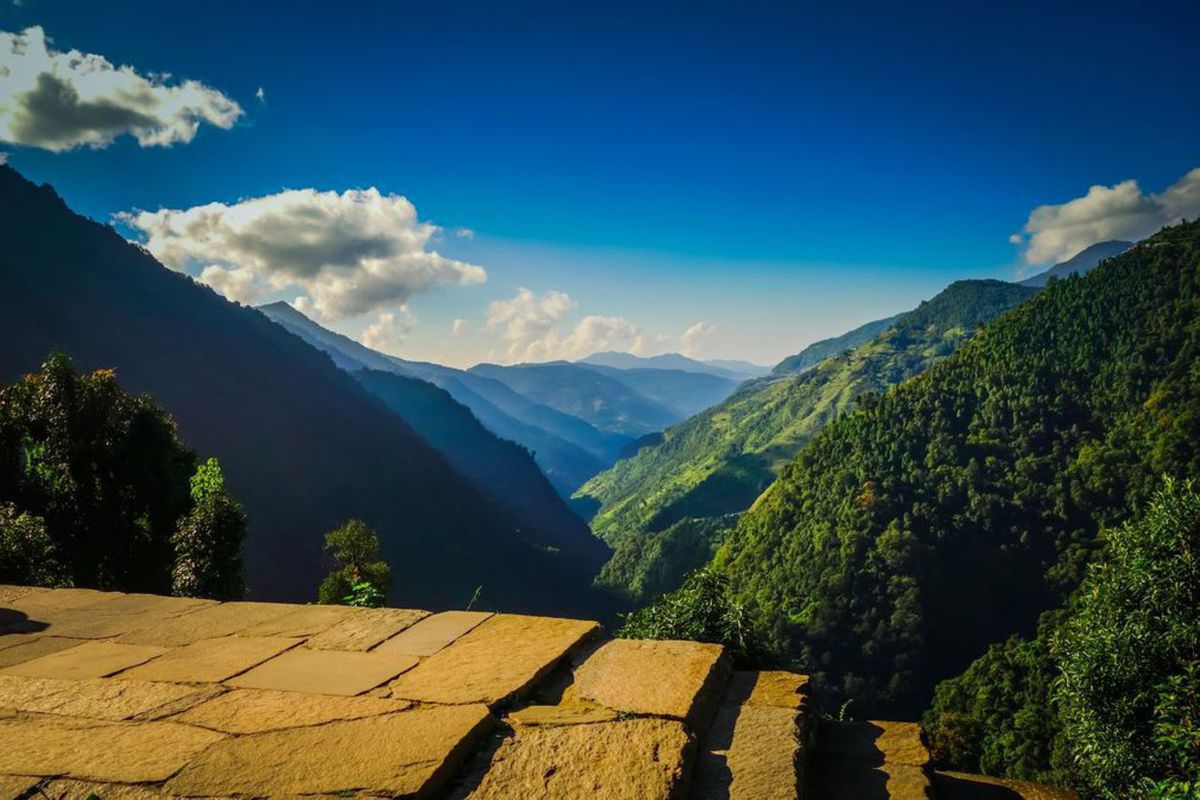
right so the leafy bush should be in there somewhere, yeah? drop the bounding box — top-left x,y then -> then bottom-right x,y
171,458 -> 246,600
317,519 -> 392,605
0,502 -> 68,586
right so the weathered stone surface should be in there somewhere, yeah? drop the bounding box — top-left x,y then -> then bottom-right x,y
572,638 -> 730,724
0,713 -> 224,783
0,640 -> 167,680
0,674 -> 217,720
693,704 -> 801,800
228,647 -> 418,695
374,610 -> 492,657
936,771 -> 1080,799
468,718 -> 692,800
235,604 -> 357,638
166,705 -> 492,797
305,606 -> 430,651
119,636 -> 299,683
36,594 -> 212,639
811,758 -> 934,800
1,588 -> 117,632
174,687 -> 413,733
389,614 -> 597,706
37,779 -> 165,799
0,773 -> 39,798
0,635 -> 89,668
117,601 -> 295,646
0,632 -> 34,651
507,698 -> 618,728
820,720 -> 930,767
0,583 -> 49,604
732,670 -> 810,709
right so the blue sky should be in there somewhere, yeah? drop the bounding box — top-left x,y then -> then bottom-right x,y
2,0 -> 1198,366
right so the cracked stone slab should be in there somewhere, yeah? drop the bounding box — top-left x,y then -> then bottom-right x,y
305,606 -> 430,651
233,603 -> 358,638
0,773 -> 40,798
0,713 -> 225,783
119,636 -> 299,683
468,717 -> 692,800
0,583 -> 49,604
227,647 -> 418,695
0,640 -> 167,680
693,704 -> 802,800
373,610 -> 492,657
36,780 -> 165,799
388,614 -> 598,706
1,588 -> 119,632
35,594 -> 213,639
174,687 -> 413,734
819,720 -> 931,767
732,670 -> 810,710
117,601 -> 296,646
0,674 -> 219,720
0,635 -> 91,668
166,705 -> 493,797
572,639 -> 730,725
811,758 -> 934,800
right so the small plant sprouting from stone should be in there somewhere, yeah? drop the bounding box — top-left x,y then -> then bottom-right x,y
466,584 -> 484,611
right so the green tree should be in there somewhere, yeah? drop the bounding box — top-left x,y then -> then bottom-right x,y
171,458 -> 246,600
317,519 -> 392,606
0,502 -> 68,586
1055,478 -> 1200,798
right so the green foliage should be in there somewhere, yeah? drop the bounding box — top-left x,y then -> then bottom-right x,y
171,458 -> 246,600
0,502 -> 68,586
578,280 -> 1036,603
596,515 -> 733,604
1055,478 -> 1200,798
617,568 -> 772,665
318,519 -> 392,605
342,580 -> 386,608
713,224 -> 1200,718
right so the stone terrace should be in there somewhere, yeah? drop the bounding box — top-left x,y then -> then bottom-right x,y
0,585 -> 1073,799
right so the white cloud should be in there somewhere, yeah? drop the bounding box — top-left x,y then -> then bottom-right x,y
485,288 -> 646,362
454,227 -> 475,240
120,187 -> 486,320
1015,167 -> 1200,264
255,86 -> 266,103
0,26 -> 242,152
451,318 -> 469,335
360,308 -> 413,355
680,321 -> 717,357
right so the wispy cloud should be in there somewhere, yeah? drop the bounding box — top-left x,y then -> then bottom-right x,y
0,26 -> 242,152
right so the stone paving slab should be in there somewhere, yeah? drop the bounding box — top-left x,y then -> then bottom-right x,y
228,647 -> 418,695
0,640 -> 167,680
0,713 -> 225,783
572,638 -> 730,725
0,635 -> 90,668
0,773 -> 39,798
32,594 -> 213,639
120,636 -> 299,683
819,720 -> 930,767
373,610 -> 492,657
174,688 -> 413,734
936,771 -> 1080,799
36,779 -> 165,799
388,613 -> 598,706
0,674 -> 217,720
305,606 -> 430,651
810,758 -> 934,799
166,705 -> 493,798
733,670 -> 811,709
235,603 -> 358,638
116,601 -> 296,646
467,717 -> 692,800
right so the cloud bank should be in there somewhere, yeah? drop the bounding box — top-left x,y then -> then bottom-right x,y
121,187 -> 486,320
1016,167 -> 1200,264
0,26 -> 242,152
485,288 -> 713,364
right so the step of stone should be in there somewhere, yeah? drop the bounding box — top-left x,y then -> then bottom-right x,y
934,771 -> 1079,799
809,720 -> 935,800
690,671 -> 813,799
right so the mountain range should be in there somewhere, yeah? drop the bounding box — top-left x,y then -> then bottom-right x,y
579,351 -> 768,379
1018,239 -> 1132,287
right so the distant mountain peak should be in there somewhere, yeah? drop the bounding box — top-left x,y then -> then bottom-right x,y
1020,239 -> 1133,287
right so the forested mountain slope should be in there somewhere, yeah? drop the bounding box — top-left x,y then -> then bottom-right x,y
578,280 -> 1037,602
579,350 -> 766,379
771,312 -> 903,376
717,224 -> 1200,716
0,166 -> 609,616
259,302 -> 621,493
1019,239 -> 1132,287
573,362 -> 742,418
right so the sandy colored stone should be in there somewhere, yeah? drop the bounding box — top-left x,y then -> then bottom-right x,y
0,674 -> 218,720
117,601 -> 295,646
36,594 -> 212,639
373,610 -> 492,657
0,640 -> 167,680
389,614 -> 597,706
119,636 -> 299,683
508,700 -> 618,727
819,720 -> 930,767
228,647 -> 418,695
37,779 -> 165,799
0,635 -> 90,668
0,583 -> 49,604
234,603 -> 357,638
0,773 -> 39,798
174,687 -> 413,733
305,606 -> 430,651
0,631 -> 36,651
573,638 -> 730,724
469,717 -> 691,800
0,713 -> 224,783
811,758 -> 933,799
693,704 -> 801,800
936,771 -> 1080,799
167,704 -> 492,797
1,588 -> 118,633
731,670 -> 810,709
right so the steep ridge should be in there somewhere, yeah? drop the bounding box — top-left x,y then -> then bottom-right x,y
470,361 -> 681,437
1018,239 -> 1132,287
772,312 -> 903,376
717,223 -> 1200,716
578,280 -> 1037,602
0,166 -> 607,616
258,302 -> 620,494
575,362 -> 743,419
